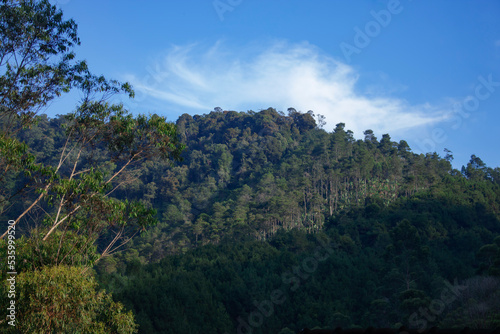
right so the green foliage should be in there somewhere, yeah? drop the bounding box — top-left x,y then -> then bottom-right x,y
0,1 -> 184,332
477,236 -> 500,276
0,229 -> 99,272
97,181 -> 500,332
1,265 -> 137,333
0,0 -> 84,131
4,103 -> 500,332
1,54 -> 184,263
109,107 -> 500,256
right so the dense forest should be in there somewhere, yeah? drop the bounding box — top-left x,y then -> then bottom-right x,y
101,108 -> 500,332
1,1 -> 500,333
5,108 -> 500,332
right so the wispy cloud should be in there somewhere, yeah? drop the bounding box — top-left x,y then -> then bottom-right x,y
125,41 -> 449,137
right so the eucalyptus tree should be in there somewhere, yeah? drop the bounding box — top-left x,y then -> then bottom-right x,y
0,0 -> 184,266
0,1 -> 184,331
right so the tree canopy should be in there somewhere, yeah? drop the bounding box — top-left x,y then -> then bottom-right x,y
0,0 -> 183,331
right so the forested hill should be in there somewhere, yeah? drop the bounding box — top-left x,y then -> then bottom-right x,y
126,107 -> 500,256
7,108 -> 500,331
98,108 -> 500,332
13,107 -> 500,259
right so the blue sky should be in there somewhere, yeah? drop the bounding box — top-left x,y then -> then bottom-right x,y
49,0 -> 500,169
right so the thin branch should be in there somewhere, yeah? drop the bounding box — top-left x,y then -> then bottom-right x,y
0,182 -> 51,239
42,204 -> 80,241
90,227 -> 140,272
99,225 -> 125,259
51,144 -> 85,228
106,228 -> 139,255
72,168 -> 92,176
105,154 -> 140,185
105,178 -> 135,197
57,126 -> 74,169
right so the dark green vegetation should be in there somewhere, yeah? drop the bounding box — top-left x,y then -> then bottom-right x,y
6,107 -> 500,332
1,1 -> 500,333
97,109 -> 500,332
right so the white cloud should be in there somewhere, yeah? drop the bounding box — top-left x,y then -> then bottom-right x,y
125,41 -> 449,138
